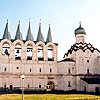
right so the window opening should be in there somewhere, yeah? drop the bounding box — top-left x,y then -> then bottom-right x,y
68,81 -> 71,87
39,68 -> 41,72
87,69 -> 89,74
4,68 -> 7,71
68,69 -> 71,74
28,84 -> 30,88
50,68 -> 52,72
16,67 -> 19,69
87,60 -> 89,63
39,85 -> 41,88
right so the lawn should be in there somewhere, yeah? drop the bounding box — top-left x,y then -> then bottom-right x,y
0,94 -> 99,100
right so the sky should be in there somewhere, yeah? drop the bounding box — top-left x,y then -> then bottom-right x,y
0,0 -> 100,60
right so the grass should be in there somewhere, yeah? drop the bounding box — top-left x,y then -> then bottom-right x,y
0,94 -> 99,100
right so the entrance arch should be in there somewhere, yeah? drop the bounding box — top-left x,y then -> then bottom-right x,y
47,81 -> 55,91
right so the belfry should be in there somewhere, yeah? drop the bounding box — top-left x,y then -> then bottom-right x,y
0,20 -> 100,93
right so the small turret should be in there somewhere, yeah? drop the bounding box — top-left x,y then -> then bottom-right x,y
74,22 -> 86,43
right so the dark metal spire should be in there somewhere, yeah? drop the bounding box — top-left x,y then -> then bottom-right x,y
79,21 -> 81,28
26,21 -> 34,41
36,19 -> 44,42
46,22 -> 52,43
15,21 -> 23,41
3,19 -> 11,40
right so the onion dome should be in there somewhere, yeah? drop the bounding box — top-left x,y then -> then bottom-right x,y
74,22 -> 86,36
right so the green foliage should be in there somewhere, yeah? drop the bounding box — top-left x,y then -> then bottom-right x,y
0,94 -> 99,100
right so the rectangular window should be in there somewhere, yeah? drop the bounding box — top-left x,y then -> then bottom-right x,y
4,84 -> 6,89
87,69 -> 89,73
30,69 -> 31,72
39,68 -> 41,72
50,68 -> 52,72
28,84 -> 29,88
68,69 -> 71,74
39,85 -> 41,88
4,68 -> 7,71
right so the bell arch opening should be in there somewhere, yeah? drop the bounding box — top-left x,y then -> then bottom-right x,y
37,44 -> 44,61
2,42 -> 10,56
15,43 -> 22,60
27,44 -> 33,60
47,45 -> 54,61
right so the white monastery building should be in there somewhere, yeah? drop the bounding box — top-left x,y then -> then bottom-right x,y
0,20 -> 100,93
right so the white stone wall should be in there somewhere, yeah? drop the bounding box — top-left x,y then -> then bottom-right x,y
57,61 -> 76,91
0,34 -> 100,93
88,84 -> 100,92
0,39 -> 58,90
66,38 -> 100,92
76,34 -> 85,43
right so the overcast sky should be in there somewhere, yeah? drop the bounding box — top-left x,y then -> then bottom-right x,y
0,0 -> 100,60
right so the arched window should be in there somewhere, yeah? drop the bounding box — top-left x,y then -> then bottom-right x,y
2,42 -> 10,56
27,44 -> 33,60
68,81 -> 71,87
38,45 -> 44,61
47,45 -> 54,61
15,44 -> 21,60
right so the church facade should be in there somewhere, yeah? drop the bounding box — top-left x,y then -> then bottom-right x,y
0,20 -> 100,93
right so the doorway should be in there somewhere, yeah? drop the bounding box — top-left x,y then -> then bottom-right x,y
10,85 -> 13,90
47,81 -> 55,91
95,87 -> 99,93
